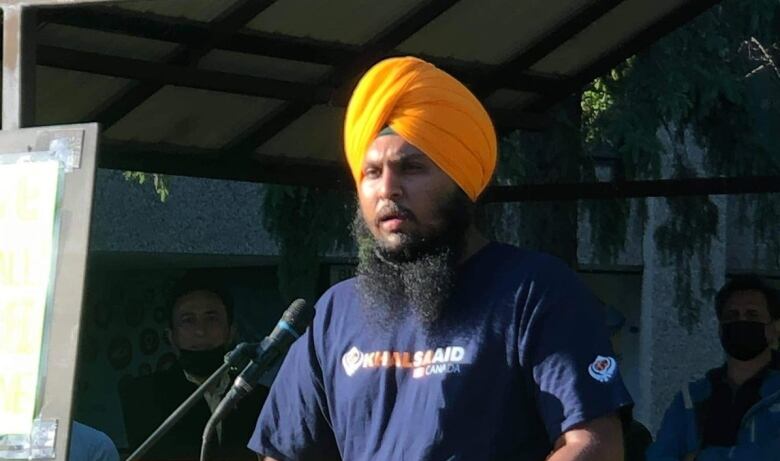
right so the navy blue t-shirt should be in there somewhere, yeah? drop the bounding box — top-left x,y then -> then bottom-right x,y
249,243 -> 632,460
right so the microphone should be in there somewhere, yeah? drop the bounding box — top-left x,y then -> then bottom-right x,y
210,299 -> 312,419
235,298 -> 311,395
201,299 -> 312,460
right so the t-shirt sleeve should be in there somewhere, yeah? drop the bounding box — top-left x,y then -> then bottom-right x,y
247,303 -> 340,460
518,257 -> 633,443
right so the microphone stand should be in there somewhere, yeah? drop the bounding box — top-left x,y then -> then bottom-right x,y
200,298 -> 312,461
126,343 -> 257,461
200,398 -> 224,461
200,367 -> 258,461
200,339 -> 281,461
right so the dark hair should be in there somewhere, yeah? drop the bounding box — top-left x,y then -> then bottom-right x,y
167,270 -> 234,327
715,273 -> 780,320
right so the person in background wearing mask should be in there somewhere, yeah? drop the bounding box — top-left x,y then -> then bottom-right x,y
647,274 -> 780,461
119,271 -> 268,460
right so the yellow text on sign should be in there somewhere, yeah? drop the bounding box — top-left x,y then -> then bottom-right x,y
0,160 -> 60,436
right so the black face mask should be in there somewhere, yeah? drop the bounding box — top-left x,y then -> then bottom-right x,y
178,345 -> 227,378
720,321 -> 769,361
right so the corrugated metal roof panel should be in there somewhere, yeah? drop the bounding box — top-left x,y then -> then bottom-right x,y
36,66 -> 131,126
105,86 -> 284,149
531,0 -> 687,74
257,105 -> 345,161
246,0 -> 425,45
37,23 -> 178,61
397,0 -> 583,64
114,0 -> 234,23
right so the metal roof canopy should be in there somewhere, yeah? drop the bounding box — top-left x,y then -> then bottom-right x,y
4,0 -> 778,200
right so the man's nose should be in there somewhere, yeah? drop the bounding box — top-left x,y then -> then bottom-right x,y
378,168 -> 402,199
193,319 -> 207,335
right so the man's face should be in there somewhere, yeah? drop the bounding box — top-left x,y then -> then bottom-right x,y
719,289 -> 778,353
169,290 -> 232,352
720,290 -> 772,325
358,134 -> 461,254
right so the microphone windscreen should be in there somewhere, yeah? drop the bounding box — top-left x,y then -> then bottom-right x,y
282,298 -> 313,334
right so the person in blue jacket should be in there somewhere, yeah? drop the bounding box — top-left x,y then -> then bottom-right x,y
69,421 -> 119,461
647,274 -> 780,461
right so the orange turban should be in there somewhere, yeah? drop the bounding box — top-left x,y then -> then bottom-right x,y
344,56 -> 497,201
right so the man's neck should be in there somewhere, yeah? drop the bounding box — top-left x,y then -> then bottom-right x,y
458,226 -> 489,264
727,348 -> 772,387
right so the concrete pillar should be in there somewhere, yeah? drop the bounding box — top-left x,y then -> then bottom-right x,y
636,126 -> 727,432
2,5 -> 37,130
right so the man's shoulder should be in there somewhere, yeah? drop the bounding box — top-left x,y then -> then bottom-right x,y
761,366 -> 780,397
315,278 -> 359,311
327,277 -> 359,296
480,242 -> 578,283
70,421 -> 119,461
307,278 -> 360,331
71,421 -> 111,444
674,371 -> 716,405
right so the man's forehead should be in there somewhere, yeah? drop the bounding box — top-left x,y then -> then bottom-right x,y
364,135 -> 431,163
724,290 -> 770,316
174,290 -> 226,315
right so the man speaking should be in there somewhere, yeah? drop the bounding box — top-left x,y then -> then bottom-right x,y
249,56 -> 632,461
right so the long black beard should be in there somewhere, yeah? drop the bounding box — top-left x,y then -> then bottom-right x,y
352,191 -> 472,330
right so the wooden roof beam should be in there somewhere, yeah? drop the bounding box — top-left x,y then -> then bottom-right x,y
37,45 -> 331,103
99,140 -> 780,200
99,139 -> 352,188
482,176 -> 780,202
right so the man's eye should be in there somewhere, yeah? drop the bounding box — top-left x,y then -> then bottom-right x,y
364,168 -> 380,178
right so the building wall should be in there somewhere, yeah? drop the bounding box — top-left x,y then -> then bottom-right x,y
90,169 -> 279,256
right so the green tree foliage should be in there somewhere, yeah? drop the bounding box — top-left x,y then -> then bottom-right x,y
581,0 -> 780,330
260,185 -> 355,303
480,100 -> 583,265
122,171 -> 170,202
